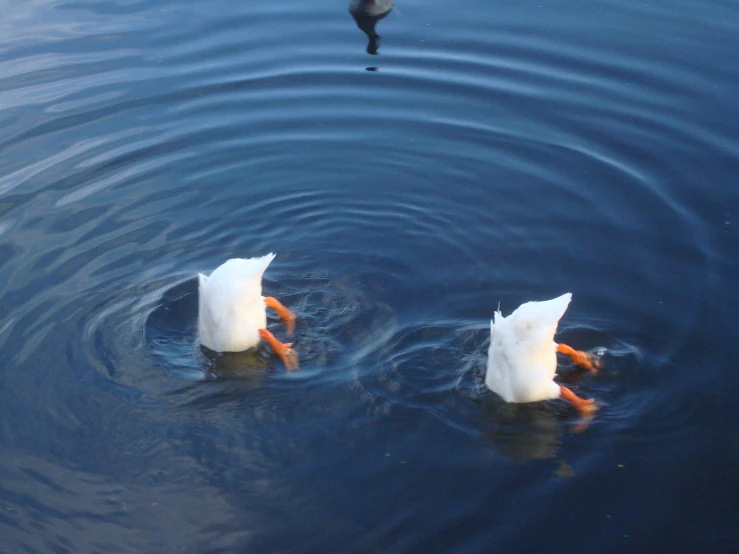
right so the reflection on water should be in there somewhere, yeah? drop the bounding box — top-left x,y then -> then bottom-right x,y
349,0 -> 394,55
481,399 -> 562,462
0,0 -> 737,550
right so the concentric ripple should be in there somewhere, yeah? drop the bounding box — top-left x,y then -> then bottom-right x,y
0,0 -> 737,551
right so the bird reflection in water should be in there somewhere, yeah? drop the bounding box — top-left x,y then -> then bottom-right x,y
349,0 -> 394,56
480,395 -> 596,462
481,399 -> 562,462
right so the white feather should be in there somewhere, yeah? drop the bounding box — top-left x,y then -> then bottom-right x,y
485,293 -> 572,403
197,254 -> 276,352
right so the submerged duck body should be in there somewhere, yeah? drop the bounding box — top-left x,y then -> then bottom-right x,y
198,254 -> 298,369
486,293 -> 597,414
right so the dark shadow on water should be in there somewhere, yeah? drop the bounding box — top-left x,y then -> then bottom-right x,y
349,0 -> 394,55
480,398 -> 563,462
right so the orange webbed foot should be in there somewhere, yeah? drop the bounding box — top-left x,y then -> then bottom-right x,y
571,415 -> 595,434
557,343 -> 598,374
259,329 -> 299,371
264,296 -> 296,336
560,385 -> 598,417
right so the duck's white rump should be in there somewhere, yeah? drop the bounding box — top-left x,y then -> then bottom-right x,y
197,254 -> 275,352
485,293 -> 572,403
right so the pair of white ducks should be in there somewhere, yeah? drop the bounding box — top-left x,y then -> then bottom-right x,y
198,255 -> 598,416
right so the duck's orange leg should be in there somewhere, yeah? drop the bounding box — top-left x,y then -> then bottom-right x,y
259,329 -> 299,371
559,385 -> 597,416
557,343 -> 597,374
264,296 -> 295,336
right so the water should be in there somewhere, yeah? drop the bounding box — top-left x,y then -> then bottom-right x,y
1,0 -> 738,551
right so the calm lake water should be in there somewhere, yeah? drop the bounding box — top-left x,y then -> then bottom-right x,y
1,0 -> 738,551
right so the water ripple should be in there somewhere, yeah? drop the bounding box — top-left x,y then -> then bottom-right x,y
0,0 -> 736,550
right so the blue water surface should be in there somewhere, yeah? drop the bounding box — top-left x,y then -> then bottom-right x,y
0,0 -> 738,552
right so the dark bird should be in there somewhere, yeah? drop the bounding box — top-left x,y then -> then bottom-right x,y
349,0 -> 394,55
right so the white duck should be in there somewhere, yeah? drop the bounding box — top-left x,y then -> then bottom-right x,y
198,254 -> 298,370
486,293 -> 597,415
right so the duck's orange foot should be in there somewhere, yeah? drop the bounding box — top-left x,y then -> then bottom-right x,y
571,415 -> 595,434
264,296 -> 296,336
557,343 -> 598,374
560,385 -> 598,416
259,329 -> 299,371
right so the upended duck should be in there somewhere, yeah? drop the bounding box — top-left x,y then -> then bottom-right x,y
486,293 -> 597,415
197,254 -> 298,370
